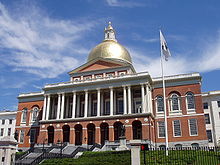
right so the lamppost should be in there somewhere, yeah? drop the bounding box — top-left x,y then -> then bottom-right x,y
57,139 -> 63,158
84,137 -> 88,151
42,138 -> 47,153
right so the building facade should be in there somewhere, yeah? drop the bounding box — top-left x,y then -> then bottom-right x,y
0,111 -> 17,139
202,90 -> 220,146
15,23 -> 208,150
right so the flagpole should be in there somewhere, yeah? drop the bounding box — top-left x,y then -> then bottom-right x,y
160,30 -> 169,156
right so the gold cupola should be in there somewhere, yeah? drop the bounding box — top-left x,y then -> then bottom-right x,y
87,22 -> 132,64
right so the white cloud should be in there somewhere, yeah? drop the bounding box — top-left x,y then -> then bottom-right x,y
0,3 -> 97,78
129,32 -> 220,77
106,0 -> 144,7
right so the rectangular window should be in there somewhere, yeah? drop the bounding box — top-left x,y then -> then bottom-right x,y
91,101 -> 97,116
189,119 -> 198,136
204,114 -> 210,124
104,101 -> 110,115
0,128 -> 4,136
30,129 -> 36,143
206,130 -> 213,143
203,102 -> 208,109
158,121 -> 165,138
2,120 -> 5,125
7,128 -> 11,136
9,119 -> 13,124
135,101 -> 142,113
217,101 -> 220,108
20,130 -> 25,143
173,120 -> 181,137
117,99 -> 124,114
219,112 -> 220,119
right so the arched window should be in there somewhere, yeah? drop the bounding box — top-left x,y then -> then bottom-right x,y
156,96 -> 164,112
186,92 -> 195,110
170,93 -> 180,111
21,108 -> 28,123
32,107 -> 39,122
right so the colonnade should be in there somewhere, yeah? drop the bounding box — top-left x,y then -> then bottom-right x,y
42,84 -> 151,121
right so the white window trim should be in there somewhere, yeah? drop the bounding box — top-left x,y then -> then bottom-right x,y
157,121 -> 165,138
30,107 -> 39,123
172,120 -> 182,137
169,94 -> 182,114
21,109 -> 28,124
155,96 -> 165,114
118,71 -> 126,76
19,130 -> 25,144
185,93 -> 196,113
188,119 -> 198,136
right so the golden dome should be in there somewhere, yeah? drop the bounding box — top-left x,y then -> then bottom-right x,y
88,40 -> 132,64
87,22 -> 132,64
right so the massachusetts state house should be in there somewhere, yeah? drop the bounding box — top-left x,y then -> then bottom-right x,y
15,22 -> 208,151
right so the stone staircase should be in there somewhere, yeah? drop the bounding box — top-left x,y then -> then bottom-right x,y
15,143 -> 102,165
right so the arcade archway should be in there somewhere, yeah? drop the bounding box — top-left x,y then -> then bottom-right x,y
100,123 -> 109,145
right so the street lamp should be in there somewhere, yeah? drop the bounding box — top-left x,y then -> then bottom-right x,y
43,138 -> 47,153
57,139 -> 63,158
84,137 -> 88,151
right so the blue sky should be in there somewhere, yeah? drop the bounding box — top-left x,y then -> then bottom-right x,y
0,0 -> 220,110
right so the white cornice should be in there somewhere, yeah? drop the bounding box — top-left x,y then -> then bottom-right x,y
18,91 -> 44,98
202,90 -> 220,97
152,72 -> 201,82
43,72 -> 151,90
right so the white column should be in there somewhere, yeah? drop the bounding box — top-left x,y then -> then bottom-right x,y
42,95 -> 47,120
72,92 -> 76,118
84,90 -> 88,117
56,94 -> 61,119
46,95 -> 51,120
128,86 -> 132,114
110,87 -> 114,116
141,84 -> 145,113
145,84 -> 149,113
123,86 -> 127,114
60,93 -> 65,119
97,89 -> 101,117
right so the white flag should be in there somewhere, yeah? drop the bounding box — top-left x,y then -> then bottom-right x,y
160,30 -> 171,61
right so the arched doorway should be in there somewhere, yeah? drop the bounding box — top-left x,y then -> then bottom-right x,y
113,122 -> 123,141
63,125 -> 70,143
87,123 -> 95,145
132,120 -> 142,139
75,124 -> 82,145
47,126 -> 54,144
100,123 -> 109,145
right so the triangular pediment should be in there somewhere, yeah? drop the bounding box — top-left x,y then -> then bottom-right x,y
68,57 -> 134,75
